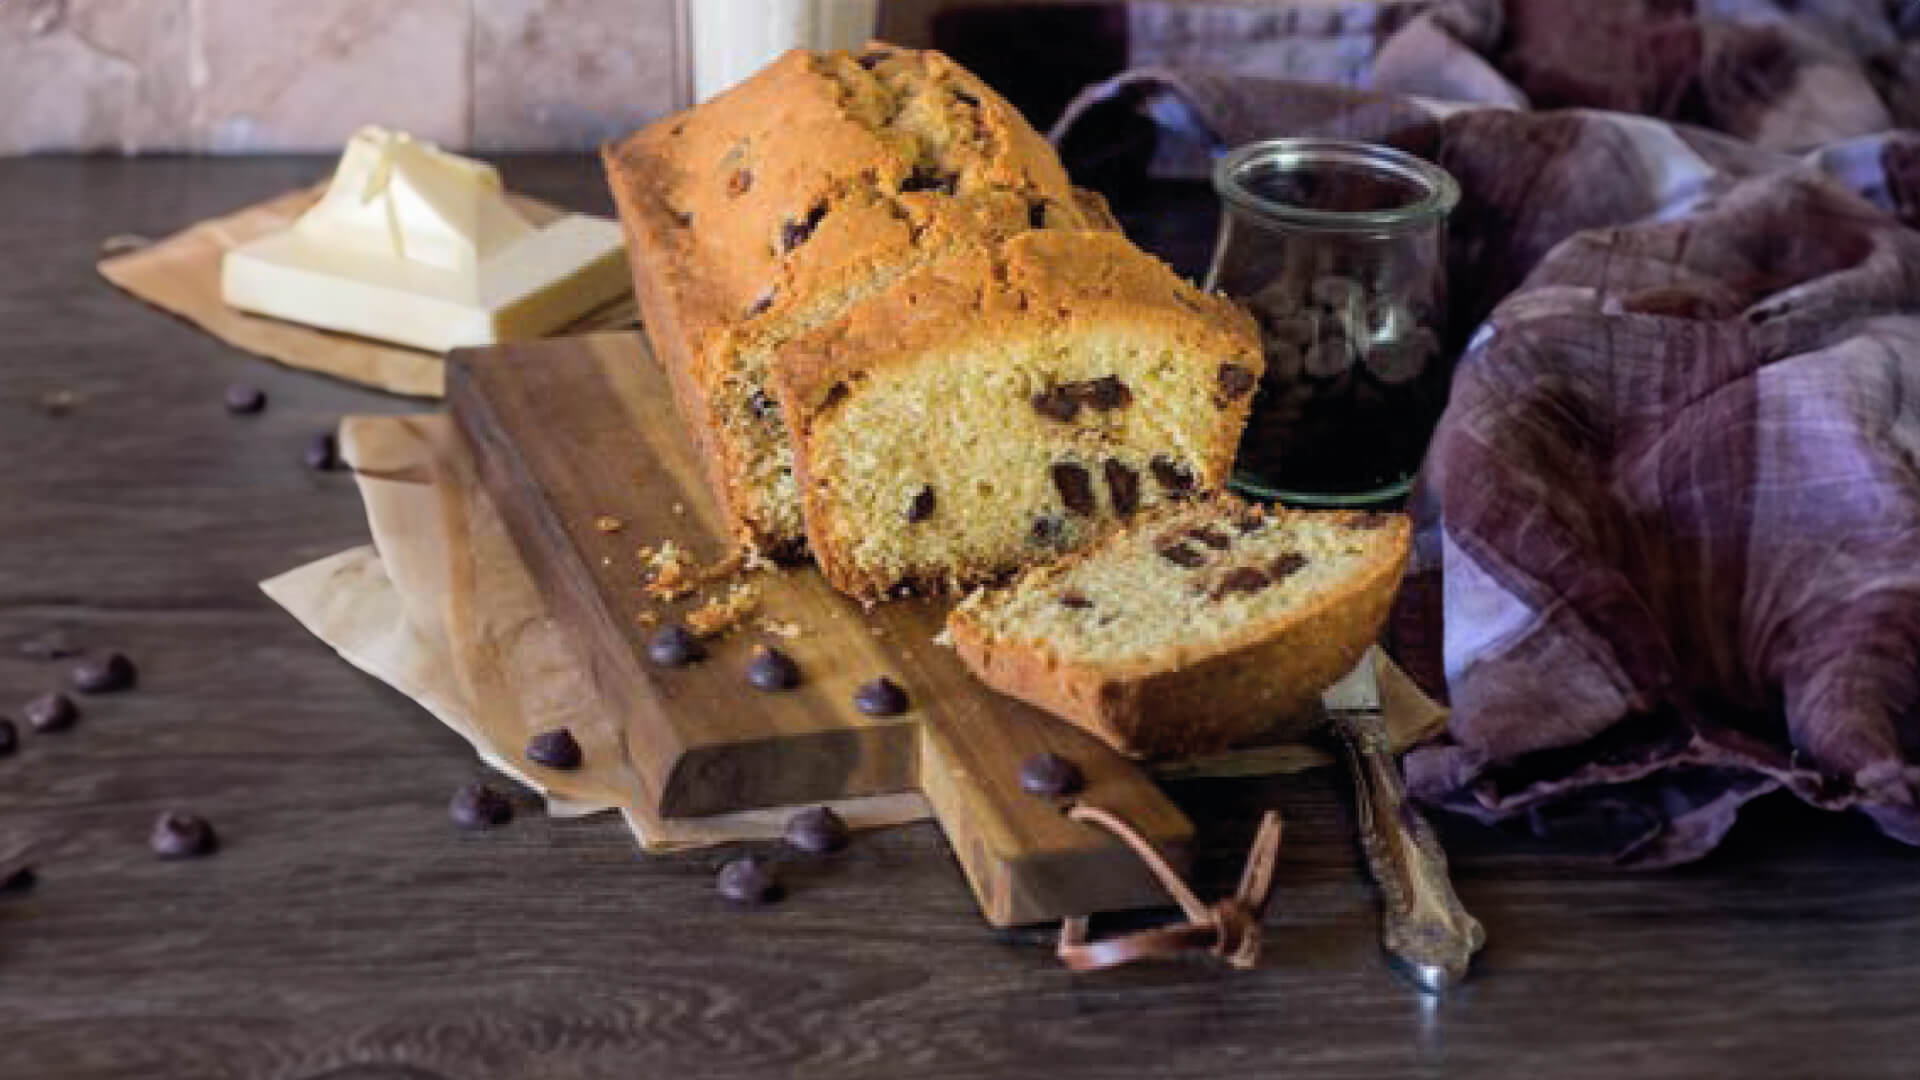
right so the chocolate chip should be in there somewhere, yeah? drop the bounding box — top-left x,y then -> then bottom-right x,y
727,168 -> 753,197
857,50 -> 890,69
1150,456 -> 1195,497
746,647 -> 801,691
746,287 -> 776,318
1,865 -> 33,892
1188,526 -> 1231,550
853,677 -> 910,717
71,652 -> 136,694
1019,752 -> 1084,797
525,728 -> 583,770
1078,375 -> 1131,411
785,806 -> 850,853
672,209 -> 694,228
716,855 -> 782,904
305,432 -> 339,471
747,388 -> 779,420
0,718 -> 16,757
1158,542 -> 1205,568
953,88 -> 980,107
24,693 -> 77,733
1269,552 -> 1308,580
906,486 -> 936,524
821,382 -> 850,410
150,812 -> 217,859
1058,592 -> 1094,610
1104,460 -> 1139,518
224,384 -> 266,415
1029,516 -> 1065,548
1052,462 -> 1095,515
17,629 -> 79,660
449,782 -> 514,830
1031,386 -> 1080,423
1213,567 -> 1273,599
900,168 -> 958,195
647,624 -> 705,667
1029,200 -> 1050,228
1217,363 -> 1257,400
780,202 -> 827,251
1236,512 -> 1266,534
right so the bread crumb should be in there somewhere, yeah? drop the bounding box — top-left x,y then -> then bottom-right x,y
759,617 -> 803,639
672,502 -> 687,516
644,540 -> 697,600
687,583 -> 761,638
932,626 -> 954,648
635,610 -> 660,627
594,514 -> 625,534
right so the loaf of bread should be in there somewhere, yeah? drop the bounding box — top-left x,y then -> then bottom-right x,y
947,498 -> 1410,758
774,228 -> 1262,599
604,45 -> 1119,558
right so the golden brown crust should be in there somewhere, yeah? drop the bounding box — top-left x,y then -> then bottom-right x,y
946,506 -> 1412,759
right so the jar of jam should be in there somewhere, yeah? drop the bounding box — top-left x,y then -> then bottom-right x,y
1205,137 -> 1459,507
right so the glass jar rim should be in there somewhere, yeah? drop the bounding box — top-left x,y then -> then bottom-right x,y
1213,137 -> 1460,233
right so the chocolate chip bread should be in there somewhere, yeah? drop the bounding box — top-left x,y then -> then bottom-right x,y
947,499 -> 1410,759
604,45 -> 1117,558
775,228 -> 1261,599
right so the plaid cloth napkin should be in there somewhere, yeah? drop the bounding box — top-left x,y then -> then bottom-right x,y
1052,13 -> 1920,863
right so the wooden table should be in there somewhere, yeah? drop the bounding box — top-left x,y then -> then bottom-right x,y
3,156 -> 1918,1080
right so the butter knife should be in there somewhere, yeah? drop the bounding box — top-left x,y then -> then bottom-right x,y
1327,708 -> 1484,992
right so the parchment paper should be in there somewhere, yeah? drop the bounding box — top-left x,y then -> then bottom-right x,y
98,188 -> 639,399
260,414 -> 1446,852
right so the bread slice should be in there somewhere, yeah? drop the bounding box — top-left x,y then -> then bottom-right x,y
947,498 -> 1410,758
773,229 -> 1263,600
603,46 -> 1115,558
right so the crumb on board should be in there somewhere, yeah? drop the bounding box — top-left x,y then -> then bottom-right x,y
672,502 -> 686,516
635,610 -> 660,627
759,617 -> 803,639
932,627 -> 954,648
687,583 -> 761,638
594,514 -> 625,534
643,540 -> 697,600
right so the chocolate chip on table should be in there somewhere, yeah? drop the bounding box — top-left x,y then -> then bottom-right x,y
1104,460 -> 1140,518
1158,542 -> 1205,568
1150,456 -> 1195,497
150,812 -> 217,859
785,806 -> 850,854
1057,592 -> 1094,610
1188,526 -> 1231,550
71,652 -> 136,694
647,624 -> 706,667
223,384 -> 266,415
716,855 -> 782,904
1051,462 -> 1095,516
852,677 -> 909,717
746,646 -> 801,691
1269,553 -> 1309,580
780,203 -> 828,252
905,485 -> 936,524
1212,566 -> 1272,599
1019,752 -> 1084,797
0,718 -> 16,757
448,782 -> 514,830
525,728 -> 583,770
17,628 -> 80,660
24,692 -> 78,733
1217,363 -> 1258,401
305,431 -> 340,471
1031,386 -> 1080,423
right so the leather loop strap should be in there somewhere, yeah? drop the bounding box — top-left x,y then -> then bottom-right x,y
1055,805 -> 1284,972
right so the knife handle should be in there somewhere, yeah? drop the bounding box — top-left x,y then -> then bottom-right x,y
1330,710 -> 1485,992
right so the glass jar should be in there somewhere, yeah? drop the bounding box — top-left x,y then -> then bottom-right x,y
1205,138 -> 1460,507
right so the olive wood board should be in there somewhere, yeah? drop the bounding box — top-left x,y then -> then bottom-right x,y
448,331 -> 1193,927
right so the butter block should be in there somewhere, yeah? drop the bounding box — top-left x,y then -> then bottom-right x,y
221,127 -> 629,352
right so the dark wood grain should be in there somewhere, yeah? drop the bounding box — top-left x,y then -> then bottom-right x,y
5,156 -> 1920,1080
448,334 -> 1189,923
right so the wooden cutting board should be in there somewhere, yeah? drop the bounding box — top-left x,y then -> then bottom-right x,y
448,332 -> 1191,926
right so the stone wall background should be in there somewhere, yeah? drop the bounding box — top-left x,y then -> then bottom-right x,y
0,0 -> 1386,154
